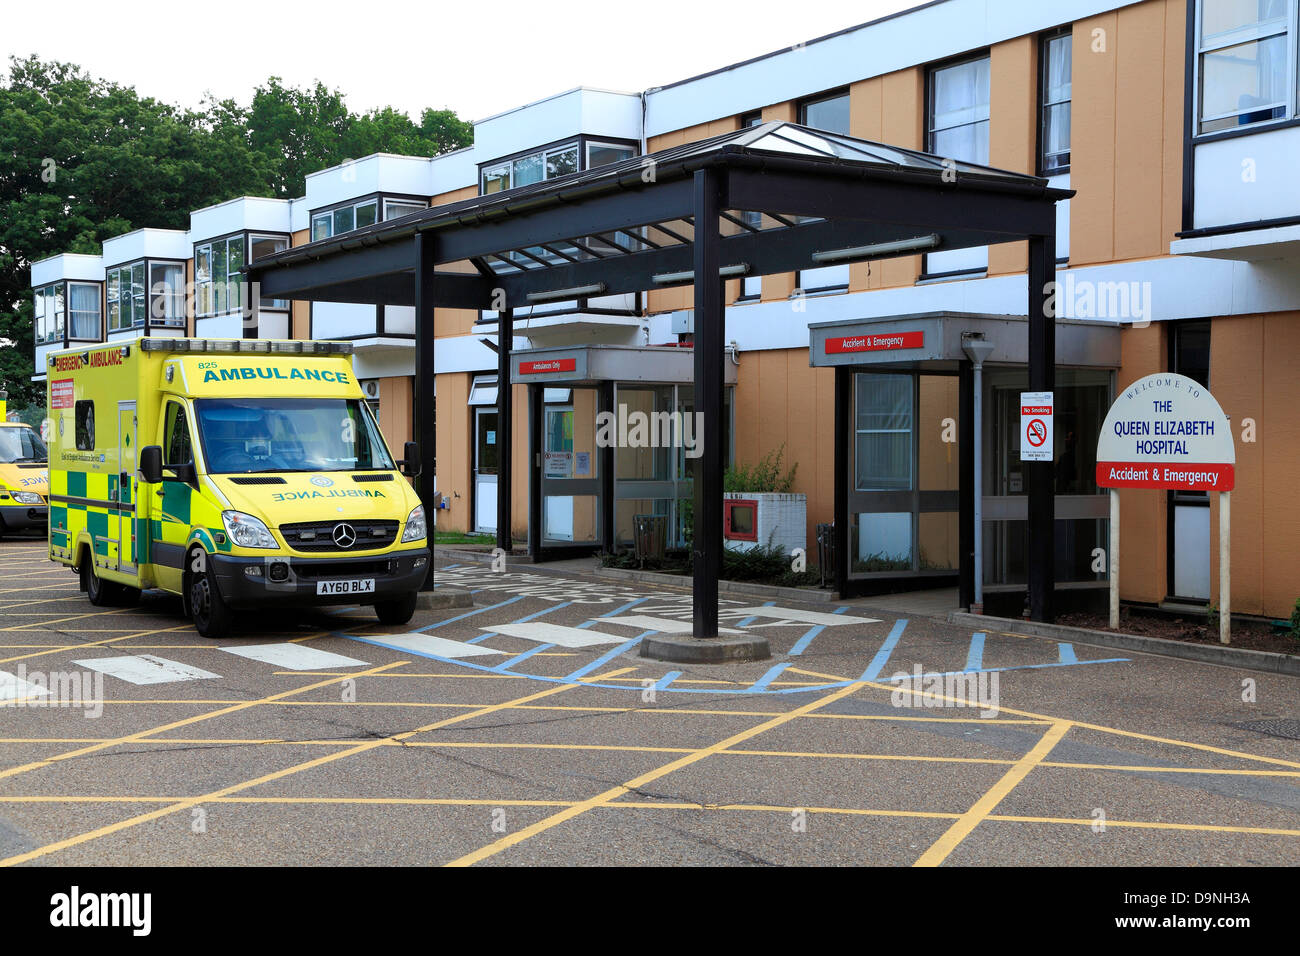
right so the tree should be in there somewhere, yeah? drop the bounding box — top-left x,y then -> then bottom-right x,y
0,57 -> 473,411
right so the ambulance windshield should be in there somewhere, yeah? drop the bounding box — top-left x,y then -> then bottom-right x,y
0,426 -> 47,464
193,398 -> 395,474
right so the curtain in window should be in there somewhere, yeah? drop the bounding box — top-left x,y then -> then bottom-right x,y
931,59 -> 991,164
68,283 -> 101,339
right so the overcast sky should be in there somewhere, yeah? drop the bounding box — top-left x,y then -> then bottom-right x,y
4,0 -> 926,123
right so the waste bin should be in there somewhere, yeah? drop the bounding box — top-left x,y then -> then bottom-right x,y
816,522 -> 835,588
633,514 -> 668,567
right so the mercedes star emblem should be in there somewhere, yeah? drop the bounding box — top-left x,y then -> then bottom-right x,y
332,523 -> 357,548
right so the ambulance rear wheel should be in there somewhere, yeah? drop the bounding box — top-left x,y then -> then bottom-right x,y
189,558 -> 233,639
374,591 -> 418,626
81,557 -> 120,607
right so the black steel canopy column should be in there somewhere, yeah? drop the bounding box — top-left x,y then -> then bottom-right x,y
1026,231 -> 1057,622
413,231 -> 438,590
692,168 -> 724,639
496,306 -> 514,554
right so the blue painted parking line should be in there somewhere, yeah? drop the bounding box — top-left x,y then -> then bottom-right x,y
654,671 -> 682,691
562,632 -> 654,681
414,594 -> 523,632
1058,643 -> 1078,664
737,601 -> 776,628
493,643 -> 554,672
789,606 -> 849,656
884,656 -> 1130,683
965,633 -> 986,672
748,662 -> 791,692
860,619 -> 907,681
467,601 -> 572,643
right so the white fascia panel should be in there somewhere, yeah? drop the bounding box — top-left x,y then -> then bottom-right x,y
191,196 -> 292,243
31,254 -> 103,287
433,334 -> 508,375
102,229 -> 191,266
711,256 -> 1300,354
644,0 -> 1145,136
305,154 -> 435,213
429,147 -> 478,197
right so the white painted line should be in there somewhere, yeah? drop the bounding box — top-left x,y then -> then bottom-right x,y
488,621 -> 627,648
0,671 -> 50,701
364,634 -> 504,658
595,615 -> 743,636
731,606 -> 881,626
219,643 -> 367,671
71,655 -> 220,686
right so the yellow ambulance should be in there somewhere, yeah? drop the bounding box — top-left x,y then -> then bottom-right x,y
45,338 -> 430,637
0,413 -> 50,537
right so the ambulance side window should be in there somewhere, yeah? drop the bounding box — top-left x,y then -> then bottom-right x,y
75,401 -> 96,451
164,403 -> 193,467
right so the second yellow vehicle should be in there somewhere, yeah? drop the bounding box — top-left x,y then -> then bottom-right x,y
45,338 -> 430,637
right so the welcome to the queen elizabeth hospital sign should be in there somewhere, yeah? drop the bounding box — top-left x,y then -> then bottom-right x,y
1095,373 -> 1236,641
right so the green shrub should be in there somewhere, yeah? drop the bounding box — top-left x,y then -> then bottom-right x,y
1289,598 -> 1300,639
724,444 -> 798,494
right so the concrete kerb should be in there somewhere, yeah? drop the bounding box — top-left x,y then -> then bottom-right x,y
434,548 -> 840,604
640,633 -> 772,664
950,611 -> 1300,677
594,566 -> 839,603
415,587 -> 474,610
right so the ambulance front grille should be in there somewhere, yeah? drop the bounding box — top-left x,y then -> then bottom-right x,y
279,520 -> 399,552
229,476 -> 287,485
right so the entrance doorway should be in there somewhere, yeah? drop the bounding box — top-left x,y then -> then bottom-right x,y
473,407 -> 498,534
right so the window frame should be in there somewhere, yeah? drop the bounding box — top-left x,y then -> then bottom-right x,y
247,233 -> 292,312
925,51 -> 992,160
66,280 -> 103,342
797,88 -> 851,133
105,259 -> 176,333
194,234 -> 246,320
1193,0 -> 1297,138
1038,28 -> 1073,175
476,135 -> 640,196
33,282 -> 66,346
309,193 -> 427,240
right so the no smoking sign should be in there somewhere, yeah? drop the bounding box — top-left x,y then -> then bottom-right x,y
1020,391 -> 1053,462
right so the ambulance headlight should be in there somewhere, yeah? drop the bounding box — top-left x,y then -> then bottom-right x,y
401,505 -> 426,543
221,511 -> 277,549
10,491 -> 43,504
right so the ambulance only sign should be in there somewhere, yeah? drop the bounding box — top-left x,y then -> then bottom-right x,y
1096,373 -> 1235,491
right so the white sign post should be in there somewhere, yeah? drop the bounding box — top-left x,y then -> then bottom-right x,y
1096,373 -> 1236,642
1020,392 -> 1054,462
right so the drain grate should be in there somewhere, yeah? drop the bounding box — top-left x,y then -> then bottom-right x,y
1235,718 -> 1300,741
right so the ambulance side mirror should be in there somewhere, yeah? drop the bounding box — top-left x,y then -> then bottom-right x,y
140,446 -> 163,484
401,441 -> 421,478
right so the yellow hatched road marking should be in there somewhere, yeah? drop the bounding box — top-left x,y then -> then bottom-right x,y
446,678 -> 869,867
913,721 -> 1072,867
0,667 -> 634,866
0,660 -> 406,782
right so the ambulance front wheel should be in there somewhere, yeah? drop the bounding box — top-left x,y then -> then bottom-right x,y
374,591 -> 418,626
81,555 -> 122,607
188,552 -> 233,639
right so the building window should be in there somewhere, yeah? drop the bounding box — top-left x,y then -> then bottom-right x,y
799,91 -> 851,133
106,262 -> 146,332
928,54 -> 991,163
34,284 -> 64,345
150,263 -> 186,326
738,112 -> 765,300
248,235 -> 290,310
68,282 -> 101,340
1196,0 -> 1292,134
311,199 -> 378,241
479,139 -> 637,195
586,142 -> 635,169
383,199 -> 426,220
854,373 -> 913,492
195,237 -> 244,318
796,93 -> 852,292
1040,30 -> 1072,174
